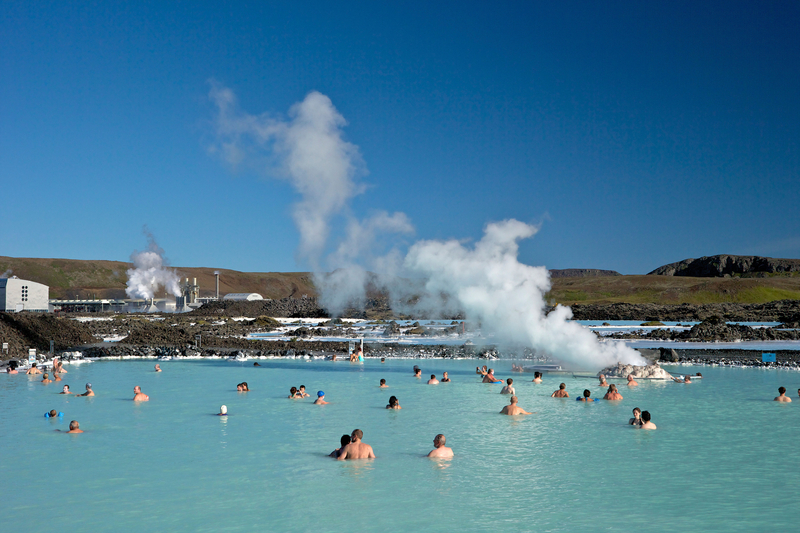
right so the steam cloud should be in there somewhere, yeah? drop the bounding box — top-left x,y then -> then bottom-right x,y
0,269 -> 12,279
125,230 -> 181,300
209,85 -> 643,369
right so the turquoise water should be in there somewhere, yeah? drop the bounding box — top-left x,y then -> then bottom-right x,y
2,358 -> 799,532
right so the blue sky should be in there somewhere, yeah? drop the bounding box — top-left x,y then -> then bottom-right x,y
2,1 -> 798,275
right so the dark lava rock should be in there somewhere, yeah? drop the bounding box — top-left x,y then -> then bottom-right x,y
649,255 -> 800,277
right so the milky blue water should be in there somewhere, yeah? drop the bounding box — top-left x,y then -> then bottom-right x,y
2,358 -> 799,532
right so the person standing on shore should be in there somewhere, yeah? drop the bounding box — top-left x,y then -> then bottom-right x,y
774,387 -> 792,402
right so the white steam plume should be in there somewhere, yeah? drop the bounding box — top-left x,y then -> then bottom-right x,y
125,231 -> 181,299
209,82 -> 365,269
208,86 -> 642,369
0,269 -> 12,279
405,220 -> 644,369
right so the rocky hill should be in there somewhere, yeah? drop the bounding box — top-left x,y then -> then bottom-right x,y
549,269 -> 620,278
649,255 -> 800,277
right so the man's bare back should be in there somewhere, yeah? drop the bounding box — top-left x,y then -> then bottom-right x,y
500,396 -> 532,415
337,430 -> 375,460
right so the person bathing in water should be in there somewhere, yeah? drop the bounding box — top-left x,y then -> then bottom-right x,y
532,372 -> 543,383
500,396 -> 533,415
500,378 -> 515,395
483,369 -> 502,383
551,383 -> 569,398
629,407 -> 642,426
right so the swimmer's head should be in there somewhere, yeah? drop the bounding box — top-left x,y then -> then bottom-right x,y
380,379 -> 386,385
134,386 -> 141,393
779,386 -> 786,394
351,429 -> 363,440
434,434 -> 446,446
317,391 -> 324,397
290,387 -> 297,394
49,410 -> 57,417
340,434 -> 351,447
559,383 -> 566,390
237,384 -> 243,391
381,358 -> 385,362
389,395 -> 398,406
69,420 -> 79,430
510,395 -> 518,404
43,373 -> 49,379
62,385 -> 69,392
632,407 -> 641,416
431,374 -> 436,379
299,385 -> 306,391
85,383 -> 92,390
32,363 -> 37,368
641,411 -> 651,422
488,368 -> 494,374
627,375 -> 634,381
583,389 -> 591,398
219,405 -> 227,415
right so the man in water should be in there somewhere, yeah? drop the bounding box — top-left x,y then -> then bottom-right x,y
133,386 -> 149,401
427,434 -> 454,458
337,429 -> 375,460
60,385 -> 72,394
672,375 -> 692,383
774,386 -> 792,403
603,384 -> 623,400
500,378 -> 515,395
551,383 -> 569,398
532,371 -> 543,383
27,363 -> 41,375
41,373 -> 52,384
500,396 -> 533,415
483,369 -> 502,383
298,385 -> 311,398
598,374 -> 609,387
66,420 -> 83,434
380,379 -> 388,388
77,383 -> 94,397
314,391 -> 329,405
427,374 -> 440,385
639,411 -> 656,430
627,375 -> 638,387
414,368 -> 422,378
155,364 -> 162,372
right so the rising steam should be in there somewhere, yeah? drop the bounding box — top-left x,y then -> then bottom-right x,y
208,85 -> 643,369
405,220 -> 643,368
125,230 -> 181,299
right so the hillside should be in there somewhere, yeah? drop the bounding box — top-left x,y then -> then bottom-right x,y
649,255 -> 800,277
0,256 -> 316,300
3,256 -> 800,307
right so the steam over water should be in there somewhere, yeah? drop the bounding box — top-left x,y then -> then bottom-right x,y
209,85 -> 644,369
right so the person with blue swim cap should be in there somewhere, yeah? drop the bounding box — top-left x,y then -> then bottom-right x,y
314,391 -> 328,405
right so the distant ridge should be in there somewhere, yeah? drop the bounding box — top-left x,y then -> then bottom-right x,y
549,269 -> 621,278
649,255 -> 800,277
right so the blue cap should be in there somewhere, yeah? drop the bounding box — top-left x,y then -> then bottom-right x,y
317,391 -> 324,397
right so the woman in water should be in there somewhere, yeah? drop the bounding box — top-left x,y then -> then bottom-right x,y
289,386 -> 300,399
629,407 -> 642,427
386,396 -> 402,409
441,372 -> 450,382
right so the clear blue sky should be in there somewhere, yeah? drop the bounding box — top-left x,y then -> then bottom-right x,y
2,1 -> 798,274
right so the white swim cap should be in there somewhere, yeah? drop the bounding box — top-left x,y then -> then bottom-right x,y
220,405 -> 227,415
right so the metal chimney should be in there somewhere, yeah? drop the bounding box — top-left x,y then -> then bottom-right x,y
214,271 -> 220,300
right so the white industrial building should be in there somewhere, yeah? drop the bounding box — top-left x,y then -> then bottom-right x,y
0,277 -> 50,312
222,293 -> 263,301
